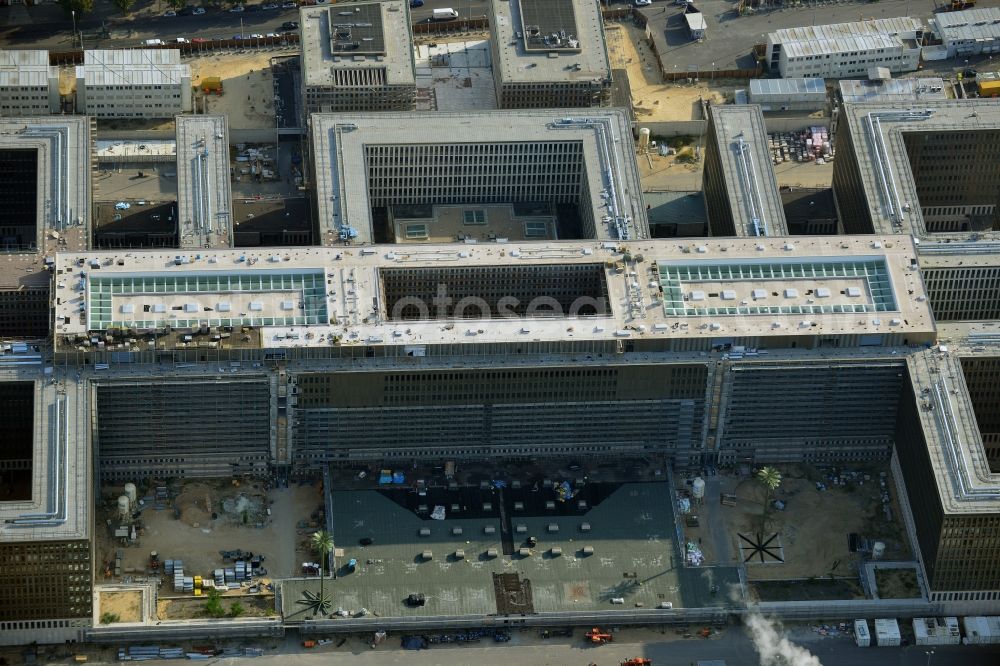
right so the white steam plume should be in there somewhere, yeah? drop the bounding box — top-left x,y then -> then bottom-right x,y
746,613 -> 823,666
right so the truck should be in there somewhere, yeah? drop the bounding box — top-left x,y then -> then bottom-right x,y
432,8 -> 459,20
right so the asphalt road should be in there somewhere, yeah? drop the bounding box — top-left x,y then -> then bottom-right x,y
0,0 -> 494,49
73,625 -> 1000,666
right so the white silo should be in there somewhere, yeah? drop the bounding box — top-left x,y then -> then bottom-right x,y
124,483 -> 138,506
692,477 -> 706,501
638,127 -> 651,150
117,495 -> 131,520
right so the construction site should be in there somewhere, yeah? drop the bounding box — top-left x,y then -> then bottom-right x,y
94,477 -> 327,620
674,463 -> 913,601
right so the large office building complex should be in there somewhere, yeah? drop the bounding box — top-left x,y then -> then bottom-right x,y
299,1 -> 417,114
75,50 -> 191,119
8,58 -> 1000,643
310,110 -> 647,245
488,0 -> 612,108
766,18 -> 924,79
0,50 -> 59,116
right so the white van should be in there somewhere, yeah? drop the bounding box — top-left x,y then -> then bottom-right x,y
432,8 -> 459,20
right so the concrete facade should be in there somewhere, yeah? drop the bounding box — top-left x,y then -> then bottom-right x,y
310,110 -> 648,245
488,0 -> 612,109
299,1 -> 417,114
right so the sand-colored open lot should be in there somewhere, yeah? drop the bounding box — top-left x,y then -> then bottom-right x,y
98,589 -> 143,623
606,23 -> 728,122
190,52 -> 280,129
682,464 -> 911,583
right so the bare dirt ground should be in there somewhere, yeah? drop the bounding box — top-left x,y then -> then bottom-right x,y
606,23 -> 729,122
189,52 -> 279,129
875,568 -> 922,599
157,592 -> 275,620
98,590 -> 143,623
692,464 -> 910,583
637,143 -> 704,191
97,480 -> 324,589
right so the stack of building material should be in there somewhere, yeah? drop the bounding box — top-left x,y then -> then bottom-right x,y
172,560 -> 185,592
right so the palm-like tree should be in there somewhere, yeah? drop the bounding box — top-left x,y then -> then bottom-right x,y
303,530 -> 334,616
756,466 -> 782,533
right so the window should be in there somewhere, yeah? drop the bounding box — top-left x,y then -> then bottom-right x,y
524,221 -> 548,238
404,223 -> 428,239
463,210 -> 486,225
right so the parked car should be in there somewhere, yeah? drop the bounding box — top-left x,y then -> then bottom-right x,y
175,37 -> 190,43
163,9 -> 177,16
281,1 -> 297,7
193,6 -> 206,14
281,21 -> 299,30
410,0 -> 423,6
262,2 -> 280,8
245,3 -> 262,11
250,33 -> 264,38
634,0 -> 652,5
229,4 -> 245,12
191,37 -> 210,42
266,32 -> 280,37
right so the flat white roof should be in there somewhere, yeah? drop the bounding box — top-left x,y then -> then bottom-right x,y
52,235 -> 935,348
838,99 -> 1000,236
300,1 -> 416,88
77,49 -> 189,87
175,115 -> 232,249
490,0 -> 610,84
935,7 -> 1000,43
0,375 -> 91,543
0,49 -> 54,88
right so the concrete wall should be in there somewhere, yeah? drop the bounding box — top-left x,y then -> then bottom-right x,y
636,120 -> 708,139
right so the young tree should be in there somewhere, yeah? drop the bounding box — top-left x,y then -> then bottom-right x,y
311,530 -> 334,613
228,601 -> 245,617
58,0 -> 95,15
204,589 -> 226,618
756,466 -> 782,533
113,0 -> 136,14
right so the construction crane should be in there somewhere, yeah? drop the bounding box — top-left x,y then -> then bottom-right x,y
622,659 -> 653,666
586,627 -> 613,644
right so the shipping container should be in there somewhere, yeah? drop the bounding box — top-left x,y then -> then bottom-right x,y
874,618 -> 901,647
854,619 -> 871,647
963,616 -> 1000,645
978,80 -> 1000,97
913,617 -> 960,646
